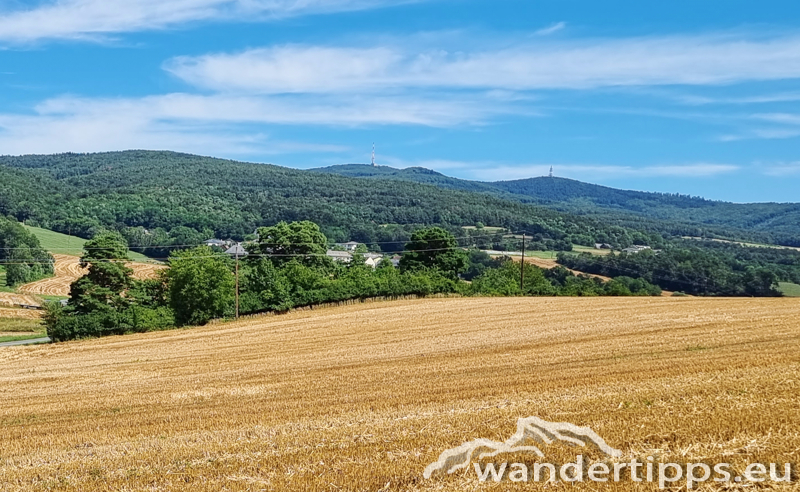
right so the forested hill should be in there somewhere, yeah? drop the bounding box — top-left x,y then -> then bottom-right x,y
314,164 -> 800,246
0,150 -> 655,252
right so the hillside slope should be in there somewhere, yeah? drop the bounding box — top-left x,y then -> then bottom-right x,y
0,151 -> 633,251
314,164 -> 800,245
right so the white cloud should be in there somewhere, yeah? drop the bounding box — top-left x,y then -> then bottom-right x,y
0,0 -> 417,43
716,113 -> 800,141
751,113 -> 800,125
0,91 -> 505,155
0,109 -> 347,156
676,91 -> 800,106
166,33 -> 800,94
35,92 -> 506,126
534,22 -> 565,36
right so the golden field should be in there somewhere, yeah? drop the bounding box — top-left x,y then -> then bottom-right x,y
0,297 -> 798,491
18,254 -> 165,298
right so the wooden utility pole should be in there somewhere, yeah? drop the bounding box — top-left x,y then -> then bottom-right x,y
235,249 -> 240,319
520,233 -> 526,291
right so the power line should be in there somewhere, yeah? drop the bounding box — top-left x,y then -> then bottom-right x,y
0,232 -> 511,251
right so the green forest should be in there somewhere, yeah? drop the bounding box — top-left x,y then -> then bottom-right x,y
314,164 -> 800,247
0,151 -> 664,255
557,239 -> 798,297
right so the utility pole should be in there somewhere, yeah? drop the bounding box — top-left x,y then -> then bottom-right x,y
235,248 -> 240,319
520,233 -> 526,291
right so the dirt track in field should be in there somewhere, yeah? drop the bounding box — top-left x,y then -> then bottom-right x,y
0,297 -> 797,491
509,256 -> 675,296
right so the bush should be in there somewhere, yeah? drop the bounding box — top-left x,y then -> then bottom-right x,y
45,303 -> 176,342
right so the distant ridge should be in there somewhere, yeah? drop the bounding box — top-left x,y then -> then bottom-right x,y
312,163 -> 800,244
1,150 -> 798,247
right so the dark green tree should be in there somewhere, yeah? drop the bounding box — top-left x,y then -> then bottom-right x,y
68,232 -> 133,314
252,221 -> 332,269
167,246 -> 235,326
399,227 -> 468,279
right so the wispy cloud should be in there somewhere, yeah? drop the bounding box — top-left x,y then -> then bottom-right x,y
761,161 -> 800,176
166,33 -> 800,94
675,91 -> 800,106
34,92 -> 509,127
717,112 -> 800,141
0,90 -> 508,155
0,0 -> 418,43
751,113 -> 800,125
534,22 -> 565,36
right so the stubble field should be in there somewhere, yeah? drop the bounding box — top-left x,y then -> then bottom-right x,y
18,254 -> 165,297
0,297 -> 798,491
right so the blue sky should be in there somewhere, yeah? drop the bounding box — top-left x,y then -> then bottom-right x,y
2,0 -> 800,202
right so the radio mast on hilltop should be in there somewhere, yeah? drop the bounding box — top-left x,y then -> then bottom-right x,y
371,143 -> 376,167
549,166 -> 554,178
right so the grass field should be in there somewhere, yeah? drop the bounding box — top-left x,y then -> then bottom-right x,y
0,297 -> 797,490
23,225 -> 152,262
778,282 -> 800,297
0,317 -> 45,342
523,246 -> 610,260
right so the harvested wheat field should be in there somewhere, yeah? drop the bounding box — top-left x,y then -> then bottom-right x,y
17,254 -> 88,297
19,255 -> 165,297
0,297 -> 798,491
0,308 -> 41,320
0,293 -> 41,308
129,261 -> 167,281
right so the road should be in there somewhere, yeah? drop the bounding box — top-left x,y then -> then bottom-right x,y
0,337 -> 50,347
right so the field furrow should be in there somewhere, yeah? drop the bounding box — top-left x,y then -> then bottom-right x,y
0,297 -> 797,491
19,254 -> 165,297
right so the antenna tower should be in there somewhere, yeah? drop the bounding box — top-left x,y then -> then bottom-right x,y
549,166 -> 553,178
371,143 -> 376,167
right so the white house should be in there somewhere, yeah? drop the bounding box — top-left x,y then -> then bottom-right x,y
363,253 -> 383,268
204,239 -> 228,248
326,250 -> 353,263
336,241 -> 361,252
622,245 -> 652,254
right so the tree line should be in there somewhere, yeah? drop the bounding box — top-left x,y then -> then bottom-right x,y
44,221 -> 662,342
0,216 -> 54,286
557,239 -> 795,296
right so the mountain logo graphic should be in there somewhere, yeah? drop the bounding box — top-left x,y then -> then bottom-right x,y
423,416 -> 623,479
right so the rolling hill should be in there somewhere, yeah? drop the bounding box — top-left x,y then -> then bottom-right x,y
313,164 -> 800,246
0,151 -> 638,253
1,151 -> 798,254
